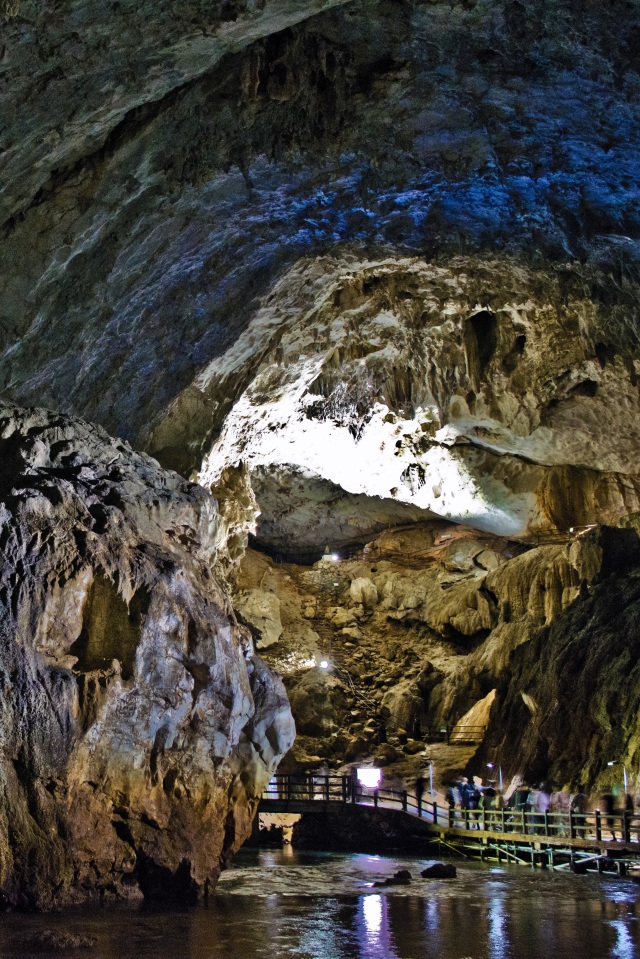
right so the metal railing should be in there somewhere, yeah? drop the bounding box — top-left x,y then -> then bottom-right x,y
261,775 -> 640,844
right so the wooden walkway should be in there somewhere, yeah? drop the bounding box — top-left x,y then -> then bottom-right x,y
259,774 -> 640,873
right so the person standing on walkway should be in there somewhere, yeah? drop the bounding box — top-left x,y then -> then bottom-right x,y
535,783 -> 552,834
571,785 -> 589,838
526,784 -> 540,833
551,785 -> 571,836
526,783 -> 550,834
457,777 -> 476,828
481,782 -> 497,829
602,790 -> 616,841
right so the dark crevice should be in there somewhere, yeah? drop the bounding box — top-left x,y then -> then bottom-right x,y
70,574 -> 150,680
464,310 -> 497,387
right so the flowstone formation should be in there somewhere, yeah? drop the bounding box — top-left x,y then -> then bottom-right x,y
200,253 -> 640,555
0,405 -> 294,909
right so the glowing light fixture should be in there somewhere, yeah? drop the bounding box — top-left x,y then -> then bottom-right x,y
319,659 -> 329,669
486,761 -> 503,792
357,767 -> 382,789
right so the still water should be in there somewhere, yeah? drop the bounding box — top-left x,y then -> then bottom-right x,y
1,848 -> 639,959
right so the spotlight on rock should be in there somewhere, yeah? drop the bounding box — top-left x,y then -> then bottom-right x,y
319,659 -> 330,669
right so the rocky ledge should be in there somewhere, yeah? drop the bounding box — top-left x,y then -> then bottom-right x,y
0,404 -> 294,909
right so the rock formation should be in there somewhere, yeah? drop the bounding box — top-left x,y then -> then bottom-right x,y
199,254 -> 640,554
2,0 -> 640,897
230,520 -> 640,797
0,1 -> 639,476
0,405 -> 294,908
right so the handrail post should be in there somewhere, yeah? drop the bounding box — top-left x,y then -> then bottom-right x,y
624,811 -> 631,844
325,776 -> 330,803
522,810 -> 527,835
544,811 -> 549,837
570,811 -> 576,840
418,792 -> 422,818
342,776 -> 348,803
482,806 -> 486,832
374,789 -> 379,809
351,777 -> 357,805
433,801 -> 438,825
595,810 -> 602,842
402,790 -> 408,812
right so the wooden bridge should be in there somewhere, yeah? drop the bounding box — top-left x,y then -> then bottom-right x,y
259,774 -> 640,874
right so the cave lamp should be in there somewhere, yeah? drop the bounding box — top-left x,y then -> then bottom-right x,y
357,768 -> 382,789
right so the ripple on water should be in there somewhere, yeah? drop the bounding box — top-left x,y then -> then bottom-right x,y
0,849 -> 638,959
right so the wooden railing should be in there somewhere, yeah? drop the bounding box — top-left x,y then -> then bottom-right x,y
422,725 -> 486,744
261,774 -> 640,844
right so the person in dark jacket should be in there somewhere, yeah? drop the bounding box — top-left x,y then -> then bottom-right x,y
602,791 -> 616,841
571,785 -> 589,839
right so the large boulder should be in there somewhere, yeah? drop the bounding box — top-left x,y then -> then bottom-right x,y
0,405 -> 294,909
286,667 -> 347,737
234,588 -> 283,649
421,863 -> 457,879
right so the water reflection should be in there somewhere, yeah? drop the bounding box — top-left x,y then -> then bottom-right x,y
0,851 -> 639,959
610,919 -> 636,959
488,893 -> 508,959
358,895 -> 398,959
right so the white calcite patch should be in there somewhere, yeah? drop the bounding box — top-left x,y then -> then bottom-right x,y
199,254 -> 640,551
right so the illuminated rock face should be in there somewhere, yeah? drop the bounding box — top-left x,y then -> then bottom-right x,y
1,1 -> 639,477
0,406 -> 294,908
233,524 -> 640,793
200,255 -> 640,556
486,524 -> 640,789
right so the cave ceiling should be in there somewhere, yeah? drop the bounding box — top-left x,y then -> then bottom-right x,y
2,0 -> 640,552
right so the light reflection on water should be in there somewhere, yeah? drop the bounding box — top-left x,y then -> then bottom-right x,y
359,895 -> 398,959
0,849 -> 638,959
488,892 -> 508,959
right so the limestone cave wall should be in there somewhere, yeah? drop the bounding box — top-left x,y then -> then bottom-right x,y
0,405 -> 294,907
2,0 -> 640,902
1,0 -> 640,474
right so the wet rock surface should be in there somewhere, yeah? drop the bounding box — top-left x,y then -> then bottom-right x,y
373,869 -> 412,887
0,405 -> 294,908
421,863 -> 456,879
24,931 -> 97,951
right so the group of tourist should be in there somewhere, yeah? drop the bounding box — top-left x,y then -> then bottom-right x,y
441,778 -> 603,836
